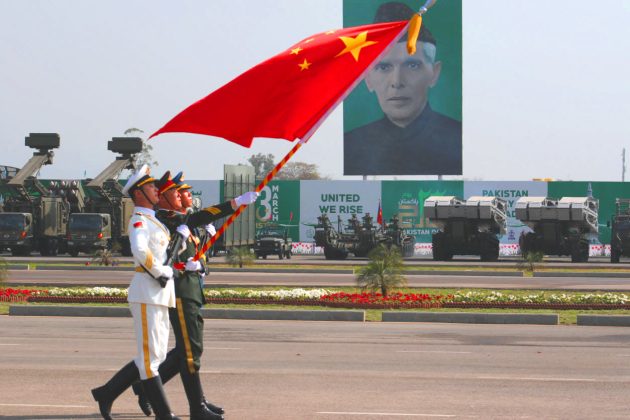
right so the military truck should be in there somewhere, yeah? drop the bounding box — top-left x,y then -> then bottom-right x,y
313,212 -> 415,259
0,133 -> 69,256
253,224 -> 292,259
516,196 -> 598,262
66,213 -> 111,256
609,198 -> 630,263
424,196 -> 507,261
69,137 -> 142,256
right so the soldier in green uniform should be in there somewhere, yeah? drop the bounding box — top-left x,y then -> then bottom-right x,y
132,171 -> 257,420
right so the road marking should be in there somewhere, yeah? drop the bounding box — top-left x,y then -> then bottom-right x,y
0,403 -> 89,408
205,347 -> 241,350
477,376 -> 596,382
397,350 -> 471,354
317,412 -> 456,417
199,370 -> 221,374
0,344 -> 19,346
617,354 -> 630,357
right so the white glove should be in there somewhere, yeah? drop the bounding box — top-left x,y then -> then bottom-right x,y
205,223 -> 216,237
160,266 -> 174,279
184,257 -> 202,272
234,191 -> 259,207
176,224 -> 191,241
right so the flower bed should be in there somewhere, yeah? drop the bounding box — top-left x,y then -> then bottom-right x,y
0,288 -> 46,303
8,287 -> 630,310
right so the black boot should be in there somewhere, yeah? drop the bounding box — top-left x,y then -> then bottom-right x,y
131,381 -> 152,416
202,397 -> 225,416
180,369 -> 224,420
132,349 -> 181,416
91,361 -> 140,420
141,376 -> 181,420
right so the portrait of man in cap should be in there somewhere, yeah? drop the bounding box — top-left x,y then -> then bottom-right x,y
344,0 -> 462,176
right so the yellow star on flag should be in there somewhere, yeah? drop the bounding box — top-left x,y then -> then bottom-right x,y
298,59 -> 311,71
290,47 -> 303,55
335,31 -> 377,62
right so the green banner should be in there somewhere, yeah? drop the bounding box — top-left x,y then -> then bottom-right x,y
255,180 -> 301,241
381,180 -> 463,242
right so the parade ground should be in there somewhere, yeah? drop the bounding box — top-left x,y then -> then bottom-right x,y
1,315 -> 629,419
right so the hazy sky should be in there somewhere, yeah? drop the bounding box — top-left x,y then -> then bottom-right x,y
1,0 -> 629,182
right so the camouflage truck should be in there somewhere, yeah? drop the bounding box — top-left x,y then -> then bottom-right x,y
609,198 -> 630,263
0,134 -> 70,256
253,224 -> 292,259
516,197 -> 598,263
66,213 -> 111,256
425,196 -> 507,261
71,137 -> 141,256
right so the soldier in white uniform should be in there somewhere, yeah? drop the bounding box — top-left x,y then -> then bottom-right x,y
91,164 -> 183,420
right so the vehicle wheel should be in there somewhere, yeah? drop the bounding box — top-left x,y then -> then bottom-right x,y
431,232 -> 444,261
262,254 -> 267,259
69,248 -> 79,257
480,235 -> 500,262
519,232 -> 536,256
286,250 -> 291,259
611,247 -> 621,263
48,239 -> 58,256
11,247 -> 22,257
570,238 -> 589,263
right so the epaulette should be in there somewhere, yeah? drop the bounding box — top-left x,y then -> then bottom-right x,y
203,206 -> 221,215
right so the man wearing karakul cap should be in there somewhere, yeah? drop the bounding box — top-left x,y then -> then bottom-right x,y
91,164 -> 183,420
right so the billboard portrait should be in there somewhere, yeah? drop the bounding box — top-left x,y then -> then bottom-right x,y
343,0 -> 462,175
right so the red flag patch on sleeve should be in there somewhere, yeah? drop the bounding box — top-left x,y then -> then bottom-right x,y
133,221 -> 143,228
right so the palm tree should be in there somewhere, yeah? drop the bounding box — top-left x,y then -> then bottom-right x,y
356,244 -> 407,297
226,246 -> 255,268
0,257 -> 6,283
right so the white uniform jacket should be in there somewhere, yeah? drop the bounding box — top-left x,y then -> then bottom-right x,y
127,207 -> 176,308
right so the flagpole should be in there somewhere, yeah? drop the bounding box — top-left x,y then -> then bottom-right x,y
192,139 -> 305,261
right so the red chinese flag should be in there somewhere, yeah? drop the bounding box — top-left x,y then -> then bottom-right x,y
151,21 -> 408,147
377,201 -> 383,226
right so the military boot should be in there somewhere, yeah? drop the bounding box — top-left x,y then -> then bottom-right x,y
180,368 -> 224,420
202,397 -> 224,416
91,361 -> 139,420
141,376 -> 181,420
131,381 -> 152,416
132,348 -> 181,416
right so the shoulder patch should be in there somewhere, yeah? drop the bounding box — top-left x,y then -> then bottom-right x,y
203,206 -> 221,215
133,221 -> 144,228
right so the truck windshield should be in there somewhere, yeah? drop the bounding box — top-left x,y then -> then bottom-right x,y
0,214 -> 25,230
69,214 -> 103,231
258,228 -> 284,238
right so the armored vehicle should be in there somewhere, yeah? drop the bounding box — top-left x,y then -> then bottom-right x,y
73,137 -> 142,256
313,212 -> 415,260
516,196 -> 598,262
254,224 -> 292,259
0,133 -> 70,256
609,198 -> 630,263
424,196 -> 507,261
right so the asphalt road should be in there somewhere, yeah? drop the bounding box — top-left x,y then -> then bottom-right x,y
2,254 -> 626,268
1,316 -> 629,419
6,269 -> 630,291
